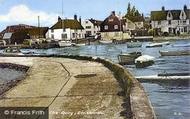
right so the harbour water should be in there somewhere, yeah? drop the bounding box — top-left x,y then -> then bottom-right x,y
1,39 -> 190,118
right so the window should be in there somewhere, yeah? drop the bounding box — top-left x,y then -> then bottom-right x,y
72,33 -> 76,38
183,20 -> 186,25
51,29 -> 54,33
63,29 -> 66,32
51,34 -> 54,39
61,34 -> 67,39
158,21 -> 161,25
78,34 -> 81,38
108,19 -> 114,22
114,25 -> 118,30
86,26 -> 91,29
85,21 -> 88,24
104,25 -> 108,30
168,20 -> 171,25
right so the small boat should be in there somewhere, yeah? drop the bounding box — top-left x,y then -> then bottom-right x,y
58,40 -> 75,47
135,55 -> 155,68
173,43 -> 190,47
146,41 -> 170,48
74,43 -> 86,47
118,52 -> 142,65
159,50 -> 190,56
2,47 -> 24,55
127,42 -> 142,48
99,40 -> 113,44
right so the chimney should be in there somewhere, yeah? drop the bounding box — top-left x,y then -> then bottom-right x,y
162,6 -> 165,11
58,16 -> 62,21
74,14 -> 77,20
184,5 -> 187,11
79,16 -> 81,24
111,11 -> 115,16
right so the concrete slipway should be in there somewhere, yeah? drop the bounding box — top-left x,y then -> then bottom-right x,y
0,57 -> 155,119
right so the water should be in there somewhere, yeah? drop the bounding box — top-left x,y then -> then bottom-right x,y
0,68 -> 25,83
17,40 -> 190,118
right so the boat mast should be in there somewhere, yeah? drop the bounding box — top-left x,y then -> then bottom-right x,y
61,0 -> 65,40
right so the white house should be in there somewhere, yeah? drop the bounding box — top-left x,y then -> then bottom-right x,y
81,18 -> 102,37
151,5 -> 190,35
46,17 -> 85,41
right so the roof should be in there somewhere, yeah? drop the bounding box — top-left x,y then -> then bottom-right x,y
100,11 -> 125,32
151,9 -> 190,20
3,33 -> 13,39
89,19 -> 102,26
51,19 -> 84,29
27,27 -> 49,36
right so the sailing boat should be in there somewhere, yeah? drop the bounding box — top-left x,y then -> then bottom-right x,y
58,0 -> 75,47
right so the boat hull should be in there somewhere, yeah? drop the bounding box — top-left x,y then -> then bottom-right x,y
127,42 -> 142,48
118,52 -> 141,65
135,60 -> 154,68
159,50 -> 190,56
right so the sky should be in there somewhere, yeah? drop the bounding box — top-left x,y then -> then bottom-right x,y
0,0 -> 189,31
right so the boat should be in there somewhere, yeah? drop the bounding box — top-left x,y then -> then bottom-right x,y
159,50 -> 190,56
135,55 -> 155,68
127,42 -> 142,48
173,43 -> 190,47
118,52 -> 142,65
99,40 -> 113,44
146,41 -> 170,48
74,43 -> 86,47
2,47 -> 24,55
58,40 -> 75,47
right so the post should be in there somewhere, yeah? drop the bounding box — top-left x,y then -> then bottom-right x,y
38,16 -> 40,38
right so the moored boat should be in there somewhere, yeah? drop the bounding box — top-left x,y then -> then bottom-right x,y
135,55 -> 155,68
173,43 -> 190,47
159,50 -> 190,56
2,47 -> 24,55
127,42 -> 142,48
146,41 -> 170,48
99,40 -> 113,44
118,52 -> 142,65
58,40 -> 75,47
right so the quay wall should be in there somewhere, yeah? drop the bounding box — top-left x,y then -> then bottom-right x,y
0,54 -> 156,119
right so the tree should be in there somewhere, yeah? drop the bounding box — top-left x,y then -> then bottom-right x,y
127,3 -> 131,16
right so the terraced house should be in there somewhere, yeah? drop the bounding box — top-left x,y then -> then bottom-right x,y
46,16 -> 85,41
82,18 -> 102,37
151,5 -> 190,35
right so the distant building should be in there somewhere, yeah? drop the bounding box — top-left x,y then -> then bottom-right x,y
151,5 -> 190,35
100,11 -> 130,40
46,16 -> 85,41
81,18 -> 102,37
1,24 -> 48,44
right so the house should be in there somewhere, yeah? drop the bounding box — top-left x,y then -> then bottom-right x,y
151,5 -> 190,35
1,24 -> 48,44
81,18 -> 102,37
46,16 -> 85,41
100,11 -> 130,40
3,31 -> 29,44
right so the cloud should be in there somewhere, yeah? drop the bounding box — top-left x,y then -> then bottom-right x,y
0,4 -> 59,27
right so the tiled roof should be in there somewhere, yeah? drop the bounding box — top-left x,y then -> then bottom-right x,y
89,19 -> 102,26
151,9 -> 190,20
51,19 -> 84,29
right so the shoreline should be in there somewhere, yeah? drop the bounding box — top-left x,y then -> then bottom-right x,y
0,63 -> 29,97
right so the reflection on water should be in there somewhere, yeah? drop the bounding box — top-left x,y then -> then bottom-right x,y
142,82 -> 190,119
